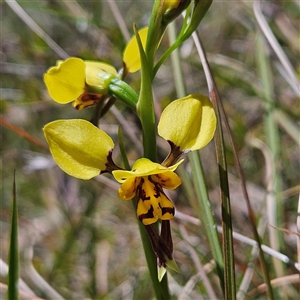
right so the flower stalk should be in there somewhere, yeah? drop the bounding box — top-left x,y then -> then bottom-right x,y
134,25 -> 157,161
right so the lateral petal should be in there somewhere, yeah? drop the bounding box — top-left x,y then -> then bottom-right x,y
43,119 -> 114,179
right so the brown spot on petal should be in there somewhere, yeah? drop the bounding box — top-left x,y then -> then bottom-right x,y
139,205 -> 155,223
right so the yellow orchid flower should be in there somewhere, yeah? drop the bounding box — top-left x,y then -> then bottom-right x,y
44,28 -> 149,110
112,158 -> 183,225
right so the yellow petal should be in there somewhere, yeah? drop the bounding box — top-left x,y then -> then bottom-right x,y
118,177 -> 139,200
112,158 -> 183,183
85,61 -> 117,87
154,171 -> 181,190
159,193 -> 175,221
43,119 -> 114,180
158,94 -> 216,152
44,57 -> 85,104
123,27 -> 148,73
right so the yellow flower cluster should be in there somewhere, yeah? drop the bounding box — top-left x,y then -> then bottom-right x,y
43,17 -> 216,273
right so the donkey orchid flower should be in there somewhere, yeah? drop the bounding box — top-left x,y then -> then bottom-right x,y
112,158 -> 183,225
44,28 -> 148,110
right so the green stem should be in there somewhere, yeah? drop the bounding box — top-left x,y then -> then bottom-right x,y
134,25 -> 157,161
145,0 -> 165,73
192,32 -> 236,299
124,22 -> 170,299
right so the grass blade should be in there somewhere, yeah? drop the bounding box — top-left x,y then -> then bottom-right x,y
7,171 -> 19,300
188,151 -> 225,289
192,31 -> 274,300
256,31 -> 285,278
168,22 -> 224,292
191,33 -> 236,300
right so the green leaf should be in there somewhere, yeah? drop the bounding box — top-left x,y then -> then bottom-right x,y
7,171 -> 19,300
167,19 -> 225,295
188,151 -> 225,288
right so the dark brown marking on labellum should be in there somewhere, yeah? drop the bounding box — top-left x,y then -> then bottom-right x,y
162,206 -> 175,216
148,175 -> 164,198
138,178 -> 150,201
139,205 -> 154,222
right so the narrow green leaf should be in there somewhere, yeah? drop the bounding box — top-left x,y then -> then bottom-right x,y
257,33 -> 284,273
191,32 -> 236,299
256,32 -> 282,299
7,171 -> 19,300
188,151 -> 225,288
144,0 -> 165,72
212,104 -> 236,299
167,21 -> 224,293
